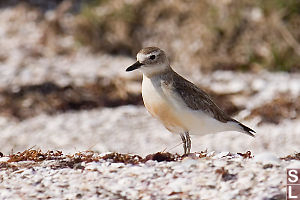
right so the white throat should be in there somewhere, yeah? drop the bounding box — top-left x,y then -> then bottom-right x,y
139,64 -> 170,77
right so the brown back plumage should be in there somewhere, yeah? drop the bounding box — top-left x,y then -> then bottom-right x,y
158,69 -> 255,136
159,70 -> 232,123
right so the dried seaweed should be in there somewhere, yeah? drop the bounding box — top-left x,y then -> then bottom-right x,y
246,93 -> 300,125
281,153 -> 300,161
237,151 -> 253,159
1,149 -> 270,171
144,152 -> 181,162
101,153 -> 143,165
0,80 -> 142,120
8,150 -> 63,162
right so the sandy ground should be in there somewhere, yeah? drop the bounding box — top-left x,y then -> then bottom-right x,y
0,70 -> 299,157
1,151 -> 298,199
0,104 -> 299,157
0,70 -> 299,199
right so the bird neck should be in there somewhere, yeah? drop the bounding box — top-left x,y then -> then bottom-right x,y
142,65 -> 173,78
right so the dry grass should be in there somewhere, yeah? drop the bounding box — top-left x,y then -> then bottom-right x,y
74,0 -> 300,72
2,1 -> 299,72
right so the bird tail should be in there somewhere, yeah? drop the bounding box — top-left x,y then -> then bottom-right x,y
237,122 -> 256,137
230,119 -> 255,137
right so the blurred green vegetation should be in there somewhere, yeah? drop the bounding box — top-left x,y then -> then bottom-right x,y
74,0 -> 300,72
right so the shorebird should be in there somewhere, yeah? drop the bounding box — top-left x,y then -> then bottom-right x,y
126,47 -> 255,154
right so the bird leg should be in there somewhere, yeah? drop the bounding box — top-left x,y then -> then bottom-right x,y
180,133 -> 187,155
185,131 -> 191,154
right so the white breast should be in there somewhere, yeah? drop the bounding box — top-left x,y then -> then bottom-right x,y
142,75 -> 242,135
142,75 -> 186,133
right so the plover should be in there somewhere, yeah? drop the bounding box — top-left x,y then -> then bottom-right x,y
126,47 -> 255,154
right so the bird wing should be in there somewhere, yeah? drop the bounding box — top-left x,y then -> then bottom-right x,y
173,74 -> 232,122
160,71 -> 230,122
160,70 -> 255,136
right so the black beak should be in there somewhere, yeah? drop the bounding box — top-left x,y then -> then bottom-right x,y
126,61 -> 143,72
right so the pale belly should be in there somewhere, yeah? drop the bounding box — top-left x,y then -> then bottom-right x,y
142,75 -> 240,135
142,75 -> 187,133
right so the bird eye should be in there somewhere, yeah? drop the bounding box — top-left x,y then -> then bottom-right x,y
149,55 -> 156,60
